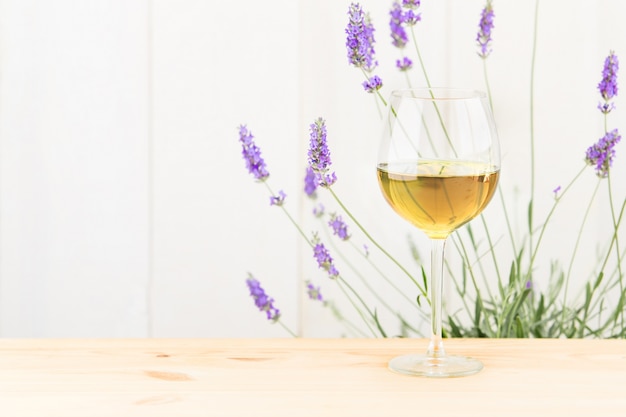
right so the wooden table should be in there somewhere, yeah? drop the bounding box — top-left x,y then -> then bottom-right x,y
0,338 -> 625,416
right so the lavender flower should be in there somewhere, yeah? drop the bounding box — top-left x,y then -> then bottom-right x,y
346,3 -> 378,72
304,166 -> 318,197
306,281 -> 324,302
585,128 -> 622,177
598,51 -> 619,114
238,125 -> 269,181
476,1 -> 495,58
313,238 -> 339,279
329,214 -> 350,240
403,9 -> 421,26
246,275 -> 280,321
269,190 -> 286,206
346,3 -> 383,91
396,56 -> 413,71
307,117 -> 337,187
553,185 -> 561,198
402,0 -> 420,9
362,75 -> 383,93
389,1 -> 408,48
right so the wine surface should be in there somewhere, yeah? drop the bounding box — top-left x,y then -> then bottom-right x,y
377,160 -> 499,239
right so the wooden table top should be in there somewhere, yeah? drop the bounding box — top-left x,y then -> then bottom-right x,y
0,338 -> 625,416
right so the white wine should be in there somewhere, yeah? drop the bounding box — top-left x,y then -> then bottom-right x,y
377,160 -> 499,239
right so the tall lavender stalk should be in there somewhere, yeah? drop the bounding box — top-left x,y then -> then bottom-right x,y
527,0 -> 540,284
307,117 -> 426,299
389,1 -> 413,85
456,0 -> 508,307
396,0 -> 430,88
346,3 -> 387,107
239,122 -> 387,337
579,51 -> 624,334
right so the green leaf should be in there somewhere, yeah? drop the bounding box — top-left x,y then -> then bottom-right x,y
373,309 -> 387,338
583,282 -> 592,312
474,296 -> 482,329
515,315 -> 525,338
592,271 -> 604,291
397,314 -> 420,337
547,267 -> 565,305
466,223 -> 476,246
534,294 -> 545,322
407,235 -> 421,264
421,266 -> 428,293
461,264 -> 468,294
503,288 -> 531,337
448,316 -> 462,337
507,261 -> 517,287
531,294 -> 545,338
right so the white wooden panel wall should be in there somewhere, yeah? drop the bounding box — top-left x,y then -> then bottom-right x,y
0,0 -> 623,337
0,0 -> 151,336
150,0 -> 299,337
0,0 -> 300,337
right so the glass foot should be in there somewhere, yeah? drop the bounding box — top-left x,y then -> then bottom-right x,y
388,353 -> 483,378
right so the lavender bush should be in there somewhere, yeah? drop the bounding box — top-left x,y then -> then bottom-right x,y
241,1 -> 625,339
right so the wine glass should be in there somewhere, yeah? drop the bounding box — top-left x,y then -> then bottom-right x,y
376,88 -> 500,377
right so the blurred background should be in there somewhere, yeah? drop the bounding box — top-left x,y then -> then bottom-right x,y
0,0 -> 623,337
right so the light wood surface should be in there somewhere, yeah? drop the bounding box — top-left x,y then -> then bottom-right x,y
0,338 -> 625,416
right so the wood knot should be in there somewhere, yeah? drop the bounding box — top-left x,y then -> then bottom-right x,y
144,370 -> 193,381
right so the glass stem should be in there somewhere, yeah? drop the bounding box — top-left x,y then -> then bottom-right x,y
427,238 -> 447,358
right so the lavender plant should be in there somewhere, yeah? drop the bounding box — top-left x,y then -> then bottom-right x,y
240,1 -> 625,339
240,120 -> 412,337
442,5 -> 624,338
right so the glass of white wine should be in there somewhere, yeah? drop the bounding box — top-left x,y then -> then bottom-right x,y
377,88 -> 500,377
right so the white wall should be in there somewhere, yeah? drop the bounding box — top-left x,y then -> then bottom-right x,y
0,0 -> 624,337
0,0 -> 151,336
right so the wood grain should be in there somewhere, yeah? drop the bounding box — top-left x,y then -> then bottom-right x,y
0,338 -> 624,416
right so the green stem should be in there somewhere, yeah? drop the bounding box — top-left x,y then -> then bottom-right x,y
321,220 -> 426,327
277,320 -> 298,337
337,277 -> 381,337
410,25 -> 457,157
347,239 -> 428,321
607,173 -> 624,327
479,215 -> 503,291
325,300 -> 370,337
529,166 -> 586,271
462,54 -> 504,291
560,177 -> 601,330
583,192 -> 626,333
265,181 -> 383,336
411,26 -> 432,88
327,187 -> 426,297
498,184 -> 518,260
264,182 -> 311,245
403,70 -> 414,89
482,58 -> 494,114
451,233 -> 490,329
528,0 -> 540,270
